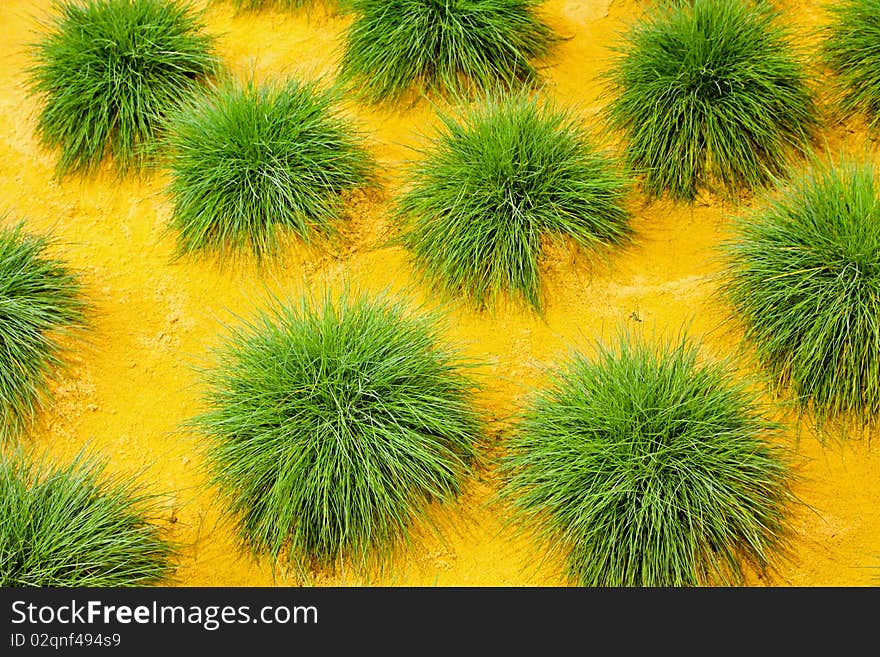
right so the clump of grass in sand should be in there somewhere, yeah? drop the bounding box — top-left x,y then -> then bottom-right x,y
823,0 -> 880,131
721,158 -> 880,424
191,290 -> 482,571
0,223 -> 87,443
397,93 -> 631,311
498,333 -> 794,586
339,0 -> 557,102
28,0 -> 218,175
0,449 -> 176,586
164,77 -> 374,261
605,0 -> 816,200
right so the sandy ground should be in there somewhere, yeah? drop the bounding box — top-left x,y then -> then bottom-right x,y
0,0 -> 877,586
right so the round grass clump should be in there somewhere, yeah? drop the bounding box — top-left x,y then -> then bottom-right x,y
192,291 -> 482,569
165,78 -> 374,260
397,93 -> 631,311
340,0 -> 557,102
28,0 -> 218,175
722,158 -> 880,423
0,223 -> 86,443
605,0 -> 816,200
0,450 -> 176,586
823,0 -> 880,131
498,334 -> 793,587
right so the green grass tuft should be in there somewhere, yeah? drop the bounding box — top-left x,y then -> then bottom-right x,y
0,223 -> 87,443
28,0 -> 218,176
339,0 -> 557,102
605,0 -> 816,200
397,93 -> 631,311
823,0 -> 880,131
721,158 -> 880,424
498,332 -> 794,587
191,290 -> 482,570
164,77 -> 374,260
0,449 -> 176,586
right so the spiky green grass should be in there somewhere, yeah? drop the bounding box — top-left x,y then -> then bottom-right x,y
165,77 -> 374,260
823,0 -> 880,131
397,93 -> 630,311
0,223 -> 86,443
340,0 -> 557,102
192,291 -> 482,570
605,0 -> 816,200
499,334 -> 793,587
722,158 -> 880,424
28,0 -> 218,175
0,449 -> 176,586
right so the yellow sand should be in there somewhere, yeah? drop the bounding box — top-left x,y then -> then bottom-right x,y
0,0 -> 877,586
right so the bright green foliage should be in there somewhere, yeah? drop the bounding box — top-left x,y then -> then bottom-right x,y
823,0 -> 880,131
340,0 -> 557,102
499,334 -> 794,586
0,223 -> 86,443
606,0 -> 816,200
28,0 -> 218,175
165,77 -> 374,260
398,93 -> 630,311
722,158 -> 880,423
192,291 -> 482,569
0,450 -> 176,586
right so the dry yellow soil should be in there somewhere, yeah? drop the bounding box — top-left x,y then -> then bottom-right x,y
1,0 -> 878,586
